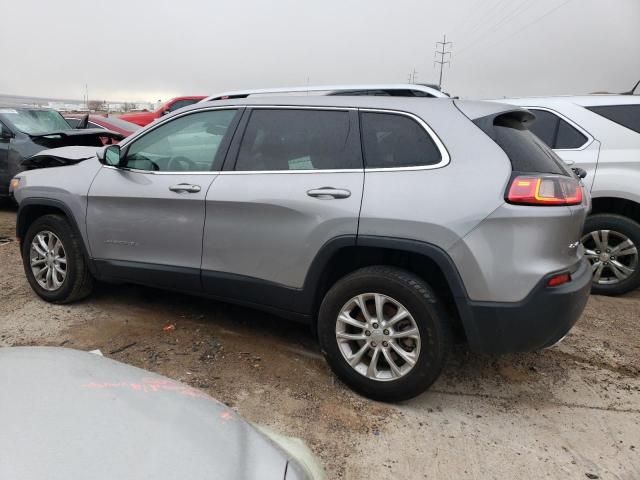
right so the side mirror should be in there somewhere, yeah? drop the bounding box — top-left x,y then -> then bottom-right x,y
97,144 -> 122,167
572,167 -> 587,179
161,109 -> 171,116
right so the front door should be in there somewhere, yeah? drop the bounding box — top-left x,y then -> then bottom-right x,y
87,108 -> 241,290
201,107 -> 364,313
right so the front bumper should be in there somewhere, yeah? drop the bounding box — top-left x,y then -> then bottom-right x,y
463,258 -> 591,354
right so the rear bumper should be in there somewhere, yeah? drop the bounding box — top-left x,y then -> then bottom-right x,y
463,258 -> 591,354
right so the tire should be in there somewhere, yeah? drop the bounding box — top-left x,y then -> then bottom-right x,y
582,214 -> 640,296
22,214 -> 94,303
317,266 -> 452,402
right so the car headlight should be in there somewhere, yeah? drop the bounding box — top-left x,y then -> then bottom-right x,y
9,177 -> 21,192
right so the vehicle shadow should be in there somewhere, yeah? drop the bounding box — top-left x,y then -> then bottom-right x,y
81,281 -> 592,409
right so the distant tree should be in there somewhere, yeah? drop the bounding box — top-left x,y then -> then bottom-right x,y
122,102 -> 138,112
88,100 -> 106,112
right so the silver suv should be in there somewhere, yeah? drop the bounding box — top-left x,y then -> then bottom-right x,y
11,95 -> 591,401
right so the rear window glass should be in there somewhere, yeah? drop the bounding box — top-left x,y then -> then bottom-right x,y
474,112 -> 569,175
360,112 -> 442,168
587,104 -> 640,134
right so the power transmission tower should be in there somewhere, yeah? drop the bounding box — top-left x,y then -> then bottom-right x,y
434,34 -> 452,90
407,68 -> 418,84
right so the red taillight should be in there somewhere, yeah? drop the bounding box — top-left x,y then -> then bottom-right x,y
507,175 -> 583,206
547,273 -> 571,287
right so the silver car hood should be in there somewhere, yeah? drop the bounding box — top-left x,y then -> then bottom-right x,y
0,347 -> 311,480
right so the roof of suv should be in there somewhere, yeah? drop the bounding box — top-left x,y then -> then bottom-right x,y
203,83 -> 448,101
498,94 -> 640,108
188,96 -> 519,121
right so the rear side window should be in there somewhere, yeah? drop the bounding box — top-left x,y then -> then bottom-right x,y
587,104 -> 640,134
235,109 -> 358,171
360,112 -> 442,168
168,99 -> 199,112
528,109 -> 587,149
474,112 -> 569,175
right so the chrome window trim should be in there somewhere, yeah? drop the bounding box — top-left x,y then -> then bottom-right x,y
524,106 -> 594,151
359,108 -> 450,172
112,104 -> 450,175
101,165 -> 219,175
217,169 -> 363,175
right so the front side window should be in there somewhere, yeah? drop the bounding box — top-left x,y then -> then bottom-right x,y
124,109 -> 237,172
235,109 -> 358,171
587,104 -> 640,134
360,112 -> 442,168
528,109 -> 587,149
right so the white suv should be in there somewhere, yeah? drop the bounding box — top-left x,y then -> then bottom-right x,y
501,95 -> 640,295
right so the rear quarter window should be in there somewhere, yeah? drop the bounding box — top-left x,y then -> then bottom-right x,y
528,108 -> 588,149
360,112 -> 442,168
586,104 -> 640,134
474,112 -> 570,175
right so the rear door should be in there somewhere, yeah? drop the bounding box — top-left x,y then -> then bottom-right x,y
527,107 -> 600,191
201,107 -> 364,312
87,108 -> 241,290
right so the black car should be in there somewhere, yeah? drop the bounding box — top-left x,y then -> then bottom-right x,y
0,106 -> 123,197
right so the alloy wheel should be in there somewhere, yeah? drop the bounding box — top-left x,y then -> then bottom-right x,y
582,229 -> 638,285
30,231 -> 67,291
335,293 -> 421,382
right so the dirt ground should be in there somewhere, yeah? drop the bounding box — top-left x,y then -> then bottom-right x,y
1,204 -> 639,479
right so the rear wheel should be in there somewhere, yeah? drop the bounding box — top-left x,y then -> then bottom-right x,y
22,214 -> 94,303
318,266 -> 451,402
582,214 -> 640,296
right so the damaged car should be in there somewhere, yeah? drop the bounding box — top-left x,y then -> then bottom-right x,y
0,106 -> 123,197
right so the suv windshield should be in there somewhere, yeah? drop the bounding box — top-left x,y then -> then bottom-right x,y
0,108 -> 72,135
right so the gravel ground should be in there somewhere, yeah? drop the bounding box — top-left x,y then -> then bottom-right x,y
1,204 -> 639,479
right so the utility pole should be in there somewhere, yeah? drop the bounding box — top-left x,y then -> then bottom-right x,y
434,34 -> 452,90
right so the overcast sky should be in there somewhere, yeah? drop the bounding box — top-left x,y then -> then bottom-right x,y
1,0 -> 639,102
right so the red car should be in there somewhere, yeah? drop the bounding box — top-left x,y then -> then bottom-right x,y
64,114 -> 141,138
118,96 -> 206,127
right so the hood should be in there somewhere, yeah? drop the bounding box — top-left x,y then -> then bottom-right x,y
0,347 -> 315,480
28,128 -> 124,149
21,145 -> 101,169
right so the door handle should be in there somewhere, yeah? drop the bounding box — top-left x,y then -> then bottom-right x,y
307,187 -> 351,199
169,183 -> 201,193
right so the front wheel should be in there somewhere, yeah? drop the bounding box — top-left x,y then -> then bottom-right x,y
582,214 -> 640,296
22,214 -> 94,303
317,266 -> 451,402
